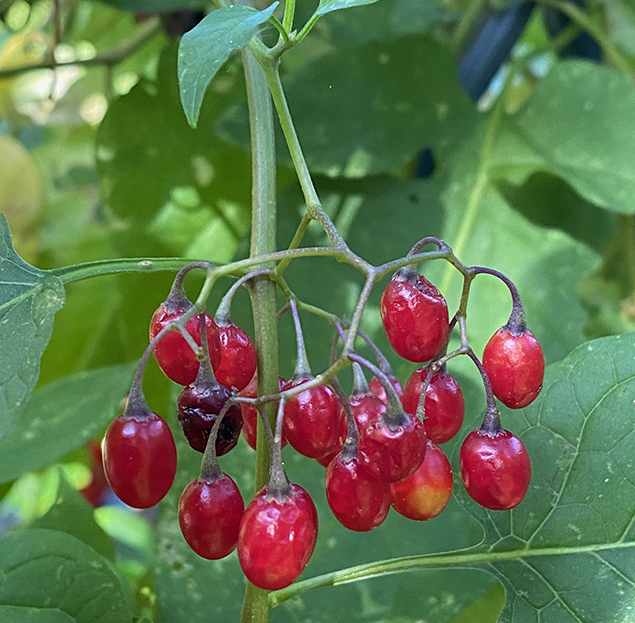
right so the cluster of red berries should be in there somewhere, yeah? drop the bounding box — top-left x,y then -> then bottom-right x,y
100,253 -> 544,592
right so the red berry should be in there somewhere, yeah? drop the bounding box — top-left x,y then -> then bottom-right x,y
282,378 -> 342,459
316,413 -> 348,467
103,413 -> 177,509
325,451 -> 390,531
239,374 -> 287,450
178,473 -> 244,560
238,483 -> 318,590
369,374 -> 404,406
403,367 -> 464,444
460,428 -> 531,510
358,411 -> 427,483
482,327 -> 545,409
80,439 -> 109,507
214,321 -> 257,392
380,269 -> 449,363
177,382 -> 242,454
390,441 -> 452,520
150,303 -> 221,386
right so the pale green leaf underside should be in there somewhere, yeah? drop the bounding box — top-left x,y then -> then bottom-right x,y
178,3 -> 278,127
0,363 -> 135,484
491,61 -> 635,214
0,215 -> 65,442
316,0 -> 378,16
0,529 -> 132,623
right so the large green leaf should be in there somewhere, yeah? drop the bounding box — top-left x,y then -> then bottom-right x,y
270,333 -> 635,623
316,0 -> 378,16
0,529 -> 132,622
178,3 -> 278,127
220,35 -> 476,177
33,477 -> 116,562
0,363 -> 135,484
0,215 -> 65,442
464,332 -> 635,622
490,61 -> 635,214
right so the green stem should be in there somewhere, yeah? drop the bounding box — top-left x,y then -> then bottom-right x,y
52,257 -> 195,284
268,539 -> 635,607
539,0 -> 632,75
294,13 -> 320,45
282,0 -> 295,32
241,47 -> 278,623
260,60 -> 352,252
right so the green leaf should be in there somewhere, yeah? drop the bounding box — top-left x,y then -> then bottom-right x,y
434,177 -> 600,362
220,34 -> 476,177
33,476 -> 116,562
0,606 -> 74,623
271,333 -> 635,623
178,3 -> 279,127
465,332 -> 635,622
0,215 -> 65,442
490,61 -> 635,214
316,0 -> 378,16
0,529 -> 132,622
0,363 -> 135,484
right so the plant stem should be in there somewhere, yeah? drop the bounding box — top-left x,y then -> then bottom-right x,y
260,61 -> 350,251
282,0 -> 296,32
241,47 -> 278,623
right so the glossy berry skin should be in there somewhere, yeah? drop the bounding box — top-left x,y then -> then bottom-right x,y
460,428 -> 531,510
316,414 -> 347,467
214,322 -> 257,392
238,483 -> 318,590
239,374 -> 287,450
178,474 -> 244,560
482,327 -> 545,409
177,382 -> 242,454
282,378 -> 342,459
403,368 -> 465,444
369,374 -> 404,406
103,413 -> 177,509
358,412 -> 427,483
150,304 -> 221,386
390,442 -> 452,520
325,452 -> 390,531
380,269 -> 449,363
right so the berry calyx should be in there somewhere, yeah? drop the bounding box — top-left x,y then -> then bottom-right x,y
403,366 -> 465,444
282,377 -> 342,459
380,268 -> 449,363
178,473 -> 244,560
150,297 -> 221,386
482,326 -> 545,409
325,446 -> 390,531
177,380 -> 242,454
390,441 -> 452,520
239,374 -> 287,450
237,483 -> 318,590
214,320 -> 257,392
103,411 -> 177,509
460,427 -> 531,510
358,409 -> 427,483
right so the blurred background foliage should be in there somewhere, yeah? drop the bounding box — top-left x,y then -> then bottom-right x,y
0,0 -> 634,621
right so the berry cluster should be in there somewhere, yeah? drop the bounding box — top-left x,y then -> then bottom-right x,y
100,236 -> 544,592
